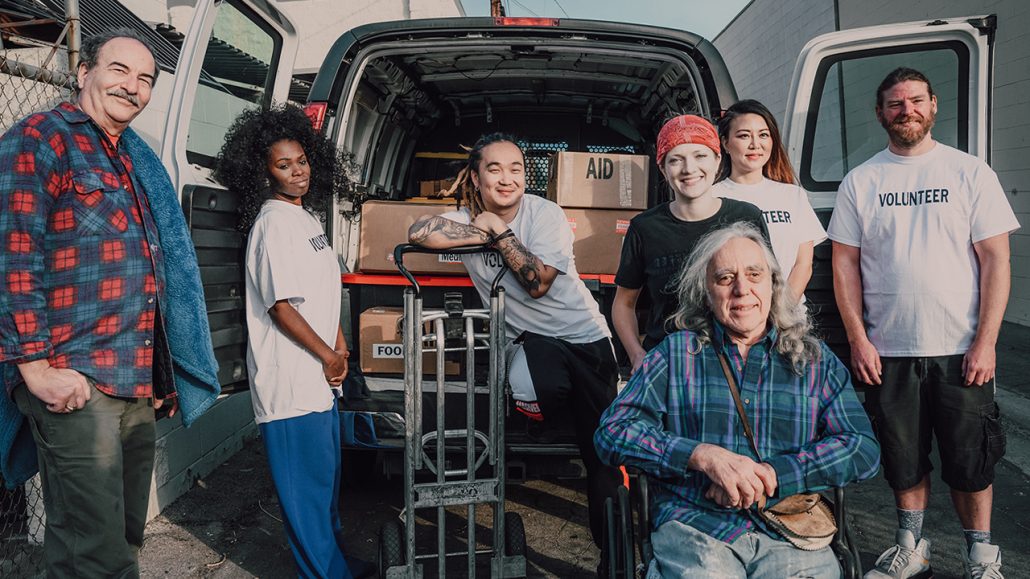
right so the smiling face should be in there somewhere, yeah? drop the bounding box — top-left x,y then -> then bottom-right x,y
660,143 -> 720,202
266,139 -> 310,205
723,113 -> 772,179
76,36 -> 156,138
707,237 -> 772,343
471,140 -> 526,215
877,79 -> 937,150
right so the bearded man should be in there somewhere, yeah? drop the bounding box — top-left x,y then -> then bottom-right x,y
828,67 -> 1019,579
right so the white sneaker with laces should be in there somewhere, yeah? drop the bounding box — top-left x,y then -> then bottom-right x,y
864,529 -> 932,579
963,542 -> 1003,579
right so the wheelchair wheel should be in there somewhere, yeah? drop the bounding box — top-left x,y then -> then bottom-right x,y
601,487 -> 636,578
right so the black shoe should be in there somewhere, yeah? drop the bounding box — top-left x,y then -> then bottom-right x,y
526,419 -> 558,444
346,555 -> 376,579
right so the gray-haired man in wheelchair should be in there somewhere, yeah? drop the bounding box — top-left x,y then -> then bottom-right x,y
595,222 -> 880,578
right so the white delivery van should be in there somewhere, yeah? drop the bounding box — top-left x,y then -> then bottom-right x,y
147,4 -> 995,486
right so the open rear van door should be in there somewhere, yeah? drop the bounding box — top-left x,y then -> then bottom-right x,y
159,0 -> 300,393
780,15 -> 994,359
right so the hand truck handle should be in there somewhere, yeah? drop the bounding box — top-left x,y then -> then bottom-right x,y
393,243 -> 508,297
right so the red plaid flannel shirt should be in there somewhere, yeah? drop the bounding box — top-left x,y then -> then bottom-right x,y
0,103 -> 173,399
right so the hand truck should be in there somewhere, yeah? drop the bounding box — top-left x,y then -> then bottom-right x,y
377,244 -> 527,579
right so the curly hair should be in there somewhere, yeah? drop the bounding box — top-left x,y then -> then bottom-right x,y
667,221 -> 821,373
214,104 -> 347,232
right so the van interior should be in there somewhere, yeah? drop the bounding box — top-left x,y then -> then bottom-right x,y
289,19 -> 741,460
316,19 -> 735,266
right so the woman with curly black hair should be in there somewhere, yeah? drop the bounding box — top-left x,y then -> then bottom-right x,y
215,105 -> 369,579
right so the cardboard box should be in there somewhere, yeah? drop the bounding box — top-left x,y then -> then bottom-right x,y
419,178 -> 457,198
359,307 -> 461,376
564,208 -> 640,275
547,152 -> 649,210
358,201 -> 467,275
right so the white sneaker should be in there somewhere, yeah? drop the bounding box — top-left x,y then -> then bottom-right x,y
864,529 -> 932,579
963,542 -> 1003,579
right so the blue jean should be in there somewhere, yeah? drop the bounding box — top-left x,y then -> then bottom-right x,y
261,407 -> 353,579
648,520 -> 840,579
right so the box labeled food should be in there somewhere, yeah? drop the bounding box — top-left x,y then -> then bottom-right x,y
563,208 -> 640,275
359,307 -> 461,376
357,200 -> 467,275
547,152 -> 649,210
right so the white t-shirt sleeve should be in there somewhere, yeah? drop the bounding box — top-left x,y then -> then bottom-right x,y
826,176 -> 863,247
969,162 -> 1020,242
248,217 -> 306,310
526,202 -> 572,274
795,186 -> 828,246
439,208 -> 471,225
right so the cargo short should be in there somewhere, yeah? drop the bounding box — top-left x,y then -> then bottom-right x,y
863,355 -> 1006,492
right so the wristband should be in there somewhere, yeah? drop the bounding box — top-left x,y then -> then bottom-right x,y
490,229 -> 515,247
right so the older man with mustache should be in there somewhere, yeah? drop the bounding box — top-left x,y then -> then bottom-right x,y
0,27 -> 220,578
829,67 -> 1019,579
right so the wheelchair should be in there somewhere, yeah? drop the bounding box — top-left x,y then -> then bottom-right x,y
600,472 -> 863,578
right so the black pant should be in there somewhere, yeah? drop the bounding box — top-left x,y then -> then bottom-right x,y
521,332 -> 622,547
14,382 -> 155,579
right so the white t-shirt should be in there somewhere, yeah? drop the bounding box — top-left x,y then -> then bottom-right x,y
827,143 -> 1020,356
244,200 -> 341,424
442,194 -> 610,344
711,177 -> 827,278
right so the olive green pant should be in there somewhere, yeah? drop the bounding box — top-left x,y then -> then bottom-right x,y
14,383 -> 155,579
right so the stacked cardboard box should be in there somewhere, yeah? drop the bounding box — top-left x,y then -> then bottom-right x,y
357,200 -> 467,275
563,209 -> 639,275
546,151 -> 649,275
418,178 -> 457,198
359,307 -> 461,376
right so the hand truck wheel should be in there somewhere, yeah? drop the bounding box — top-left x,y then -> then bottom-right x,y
503,512 -> 527,557
377,520 -> 405,576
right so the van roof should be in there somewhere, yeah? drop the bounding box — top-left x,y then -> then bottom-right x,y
307,16 -> 737,127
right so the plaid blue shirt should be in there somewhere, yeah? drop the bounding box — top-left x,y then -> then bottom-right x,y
0,103 -> 170,399
595,322 -> 879,543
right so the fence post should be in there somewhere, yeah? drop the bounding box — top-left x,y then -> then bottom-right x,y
65,0 -> 80,73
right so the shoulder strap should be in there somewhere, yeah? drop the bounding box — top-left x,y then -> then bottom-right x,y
716,352 -> 762,461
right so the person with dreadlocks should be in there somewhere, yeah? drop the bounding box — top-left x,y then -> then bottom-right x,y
214,104 -> 372,579
408,133 -> 622,552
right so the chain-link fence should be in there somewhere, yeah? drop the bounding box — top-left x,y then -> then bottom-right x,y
0,45 -> 75,579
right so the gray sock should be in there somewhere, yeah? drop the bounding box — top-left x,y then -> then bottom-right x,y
897,509 -> 925,542
964,529 -> 992,548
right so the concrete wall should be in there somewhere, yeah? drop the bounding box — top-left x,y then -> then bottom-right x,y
713,0 -> 836,126
714,0 -> 1030,326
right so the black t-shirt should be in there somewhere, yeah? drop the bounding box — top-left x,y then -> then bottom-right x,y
615,198 -> 768,350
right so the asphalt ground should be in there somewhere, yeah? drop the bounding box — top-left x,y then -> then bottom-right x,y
139,322 -> 1030,578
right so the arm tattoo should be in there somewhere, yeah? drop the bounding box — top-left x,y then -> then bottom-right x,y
496,236 -> 544,294
409,217 -> 490,245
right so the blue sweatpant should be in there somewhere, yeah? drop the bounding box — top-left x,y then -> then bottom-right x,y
261,408 -> 353,579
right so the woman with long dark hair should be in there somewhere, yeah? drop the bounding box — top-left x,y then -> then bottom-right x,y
712,99 -> 826,300
214,105 -> 369,579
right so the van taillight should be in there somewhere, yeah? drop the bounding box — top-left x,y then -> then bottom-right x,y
495,17 -> 559,26
304,102 -> 328,131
